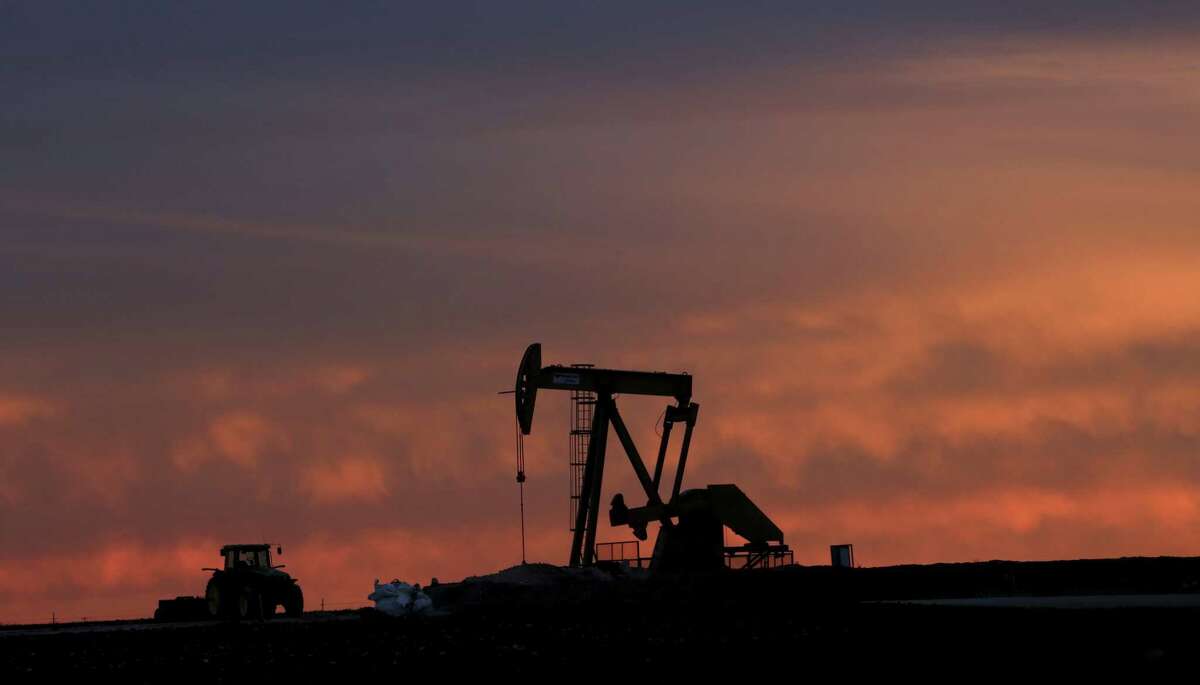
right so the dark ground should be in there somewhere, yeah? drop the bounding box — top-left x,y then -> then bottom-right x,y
6,558 -> 1200,679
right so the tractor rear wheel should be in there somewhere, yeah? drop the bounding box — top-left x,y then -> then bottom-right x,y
284,586 -> 304,617
205,579 -> 229,619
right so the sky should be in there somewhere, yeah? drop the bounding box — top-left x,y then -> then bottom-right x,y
3,1 -> 1200,623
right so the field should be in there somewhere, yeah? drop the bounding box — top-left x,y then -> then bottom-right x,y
5,558 -> 1200,678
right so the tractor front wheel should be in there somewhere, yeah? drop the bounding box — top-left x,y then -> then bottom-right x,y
237,588 -> 263,621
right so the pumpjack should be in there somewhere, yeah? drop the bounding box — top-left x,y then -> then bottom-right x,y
514,343 -> 791,571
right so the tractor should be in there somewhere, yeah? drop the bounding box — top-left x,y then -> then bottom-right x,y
203,544 -> 304,620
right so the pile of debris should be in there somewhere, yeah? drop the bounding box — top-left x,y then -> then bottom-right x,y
425,563 -> 626,611
366,579 -> 434,617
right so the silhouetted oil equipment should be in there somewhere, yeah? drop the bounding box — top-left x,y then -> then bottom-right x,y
514,343 -> 791,571
831,544 -> 855,569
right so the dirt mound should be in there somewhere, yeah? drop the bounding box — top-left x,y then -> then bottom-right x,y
462,563 -> 614,587
428,563 -> 628,610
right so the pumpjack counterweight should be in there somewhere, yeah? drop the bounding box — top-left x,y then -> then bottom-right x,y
513,343 -> 790,571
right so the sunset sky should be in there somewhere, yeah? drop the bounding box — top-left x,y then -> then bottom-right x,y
3,2 -> 1200,623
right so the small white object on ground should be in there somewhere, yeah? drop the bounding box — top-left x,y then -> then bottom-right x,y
368,578 -> 434,616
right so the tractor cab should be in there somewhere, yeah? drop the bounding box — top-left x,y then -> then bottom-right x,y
221,544 -> 275,571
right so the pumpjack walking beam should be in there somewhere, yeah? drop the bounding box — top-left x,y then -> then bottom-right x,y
514,343 -> 700,566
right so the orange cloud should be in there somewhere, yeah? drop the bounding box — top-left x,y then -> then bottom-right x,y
0,538 -> 219,623
771,483 -> 1200,566
172,411 -> 289,469
209,412 -> 287,466
180,364 -> 372,401
0,394 -> 56,426
300,457 -> 388,503
314,366 -> 370,394
348,398 -> 511,481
